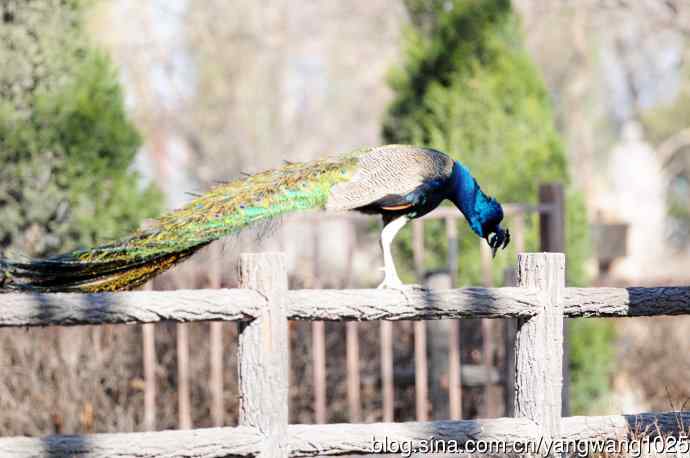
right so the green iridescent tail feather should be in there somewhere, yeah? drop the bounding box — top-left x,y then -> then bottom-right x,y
1,156 -> 357,293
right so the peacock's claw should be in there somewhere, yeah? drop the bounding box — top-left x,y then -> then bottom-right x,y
377,280 -> 424,291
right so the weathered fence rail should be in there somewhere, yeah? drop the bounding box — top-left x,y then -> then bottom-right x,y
5,413 -> 690,457
2,252 -> 690,457
4,285 -> 690,327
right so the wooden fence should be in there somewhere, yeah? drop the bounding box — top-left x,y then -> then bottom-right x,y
144,185 -> 561,430
3,251 -> 690,456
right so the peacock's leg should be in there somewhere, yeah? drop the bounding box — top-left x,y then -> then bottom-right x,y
377,216 -> 408,289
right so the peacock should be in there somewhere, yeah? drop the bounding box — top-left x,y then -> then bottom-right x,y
0,145 -> 509,292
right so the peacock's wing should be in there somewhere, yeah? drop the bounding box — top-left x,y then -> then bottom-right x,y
326,145 -> 454,211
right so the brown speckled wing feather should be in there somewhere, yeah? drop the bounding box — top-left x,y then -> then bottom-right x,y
326,145 -> 453,211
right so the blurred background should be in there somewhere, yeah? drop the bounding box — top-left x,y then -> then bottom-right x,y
1,0 -> 690,435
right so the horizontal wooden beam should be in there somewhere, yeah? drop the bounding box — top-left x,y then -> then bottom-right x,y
563,286 -> 690,317
287,418 -> 538,455
561,411 -> 690,442
0,287 -> 543,327
286,287 -> 541,321
0,425 -> 261,458
0,289 -> 263,327
0,418 -> 538,457
3,412 -> 689,457
5,285 -> 690,328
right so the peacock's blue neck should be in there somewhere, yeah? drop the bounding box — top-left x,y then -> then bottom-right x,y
448,161 -> 491,237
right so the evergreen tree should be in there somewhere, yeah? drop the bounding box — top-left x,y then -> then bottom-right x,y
0,0 -> 161,257
384,0 -> 588,286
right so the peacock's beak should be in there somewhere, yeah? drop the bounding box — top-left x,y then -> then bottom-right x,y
487,227 -> 510,258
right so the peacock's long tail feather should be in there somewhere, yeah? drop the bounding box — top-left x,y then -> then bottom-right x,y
1,155 -> 357,292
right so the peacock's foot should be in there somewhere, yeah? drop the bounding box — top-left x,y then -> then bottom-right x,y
376,278 -> 424,290
376,266 -> 424,290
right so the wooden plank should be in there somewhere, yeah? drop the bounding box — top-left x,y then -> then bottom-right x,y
480,241 -> 498,417
0,287 -> 543,328
562,287 -> 690,316
0,426 -> 262,457
311,226 -> 327,424
10,284 -> 690,327
560,411 -> 690,442
504,213 -> 524,416
448,319 -> 462,419
539,184 -> 566,255
380,320 -> 394,422
411,219 -> 428,421
142,323 -> 156,431
513,213 -> 526,254
287,417 -> 539,455
312,321 -> 327,424
343,222 -> 361,422
209,244 -> 224,427
141,282 -> 156,432
209,322 -> 224,426
345,322 -> 361,422
515,253 -> 565,441
413,321 -> 428,421
502,268 -> 517,418
445,217 -> 462,420
286,287 -> 542,321
539,183 -> 569,417
8,411 -> 690,457
238,253 -> 289,457
0,289 -> 263,327
176,323 -> 192,429
426,272 -> 451,420
0,418 -> 538,457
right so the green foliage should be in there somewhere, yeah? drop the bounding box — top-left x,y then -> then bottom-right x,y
383,0 -> 588,286
0,0 -> 161,257
385,0 -> 609,413
569,319 -> 617,414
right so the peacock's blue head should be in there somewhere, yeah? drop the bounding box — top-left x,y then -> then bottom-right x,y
473,196 -> 510,257
449,161 -> 510,257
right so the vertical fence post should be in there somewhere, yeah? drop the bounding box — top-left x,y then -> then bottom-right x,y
142,323 -> 157,430
514,253 -> 565,447
380,320 -> 394,422
445,217 -> 462,420
414,319 -> 428,421
311,224 -> 327,424
239,253 -> 289,457
480,242 -> 498,417
412,220 -> 428,421
539,183 -> 569,416
142,283 -> 156,431
502,267 -> 516,417
177,323 -> 192,429
346,321 -> 361,422
210,244 -> 224,427
539,184 -> 565,254
502,213 -> 525,417
344,223 -> 361,422
426,272 -> 452,420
